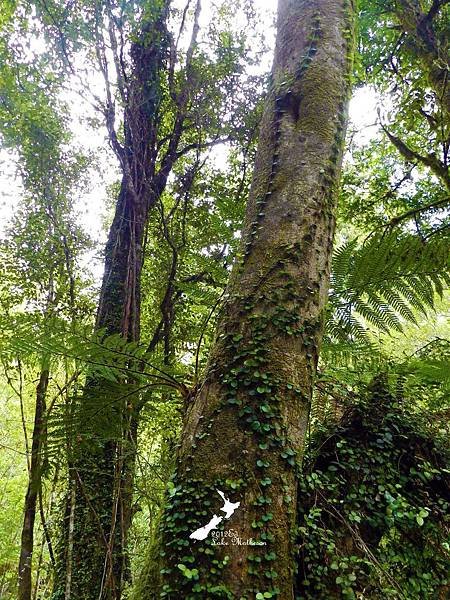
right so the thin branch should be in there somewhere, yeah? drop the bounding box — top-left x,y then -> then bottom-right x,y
382,125 -> 450,189
175,135 -> 232,159
0,443 -> 28,456
38,485 -> 56,568
105,0 -> 127,103
154,0 -> 202,193
15,359 -> 31,469
194,289 -> 226,380
425,0 -> 450,22
385,195 -> 450,228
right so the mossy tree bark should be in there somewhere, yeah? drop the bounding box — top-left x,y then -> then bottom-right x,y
158,0 -> 356,598
53,5 -> 173,599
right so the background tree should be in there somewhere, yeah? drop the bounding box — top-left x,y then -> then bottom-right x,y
2,1 -> 264,597
0,11 -> 93,598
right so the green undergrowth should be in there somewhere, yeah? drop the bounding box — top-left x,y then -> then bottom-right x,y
296,378 -> 450,599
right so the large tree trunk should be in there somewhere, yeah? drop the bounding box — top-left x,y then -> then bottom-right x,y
18,368 -> 49,600
52,7 -> 170,600
158,0 -> 355,598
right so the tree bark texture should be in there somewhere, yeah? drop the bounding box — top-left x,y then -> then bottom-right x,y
18,369 -> 49,600
52,6 -> 171,599
158,0 -> 356,598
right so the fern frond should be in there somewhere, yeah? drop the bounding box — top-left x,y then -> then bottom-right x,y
327,231 -> 450,349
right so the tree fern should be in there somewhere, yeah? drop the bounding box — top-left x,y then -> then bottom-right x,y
326,231 -> 450,350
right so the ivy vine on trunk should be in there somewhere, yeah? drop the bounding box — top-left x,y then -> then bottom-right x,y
52,4 -> 172,599
156,0 -> 356,598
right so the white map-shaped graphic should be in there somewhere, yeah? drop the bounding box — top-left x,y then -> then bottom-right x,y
189,489 -> 240,541
216,490 -> 240,519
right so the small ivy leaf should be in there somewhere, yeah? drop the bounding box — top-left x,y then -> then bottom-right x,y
244,358 -> 258,367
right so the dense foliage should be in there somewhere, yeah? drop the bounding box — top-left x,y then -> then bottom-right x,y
0,0 -> 448,598
298,377 -> 450,599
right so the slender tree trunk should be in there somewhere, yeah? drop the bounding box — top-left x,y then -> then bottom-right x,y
158,1 -> 355,598
18,368 -> 49,600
